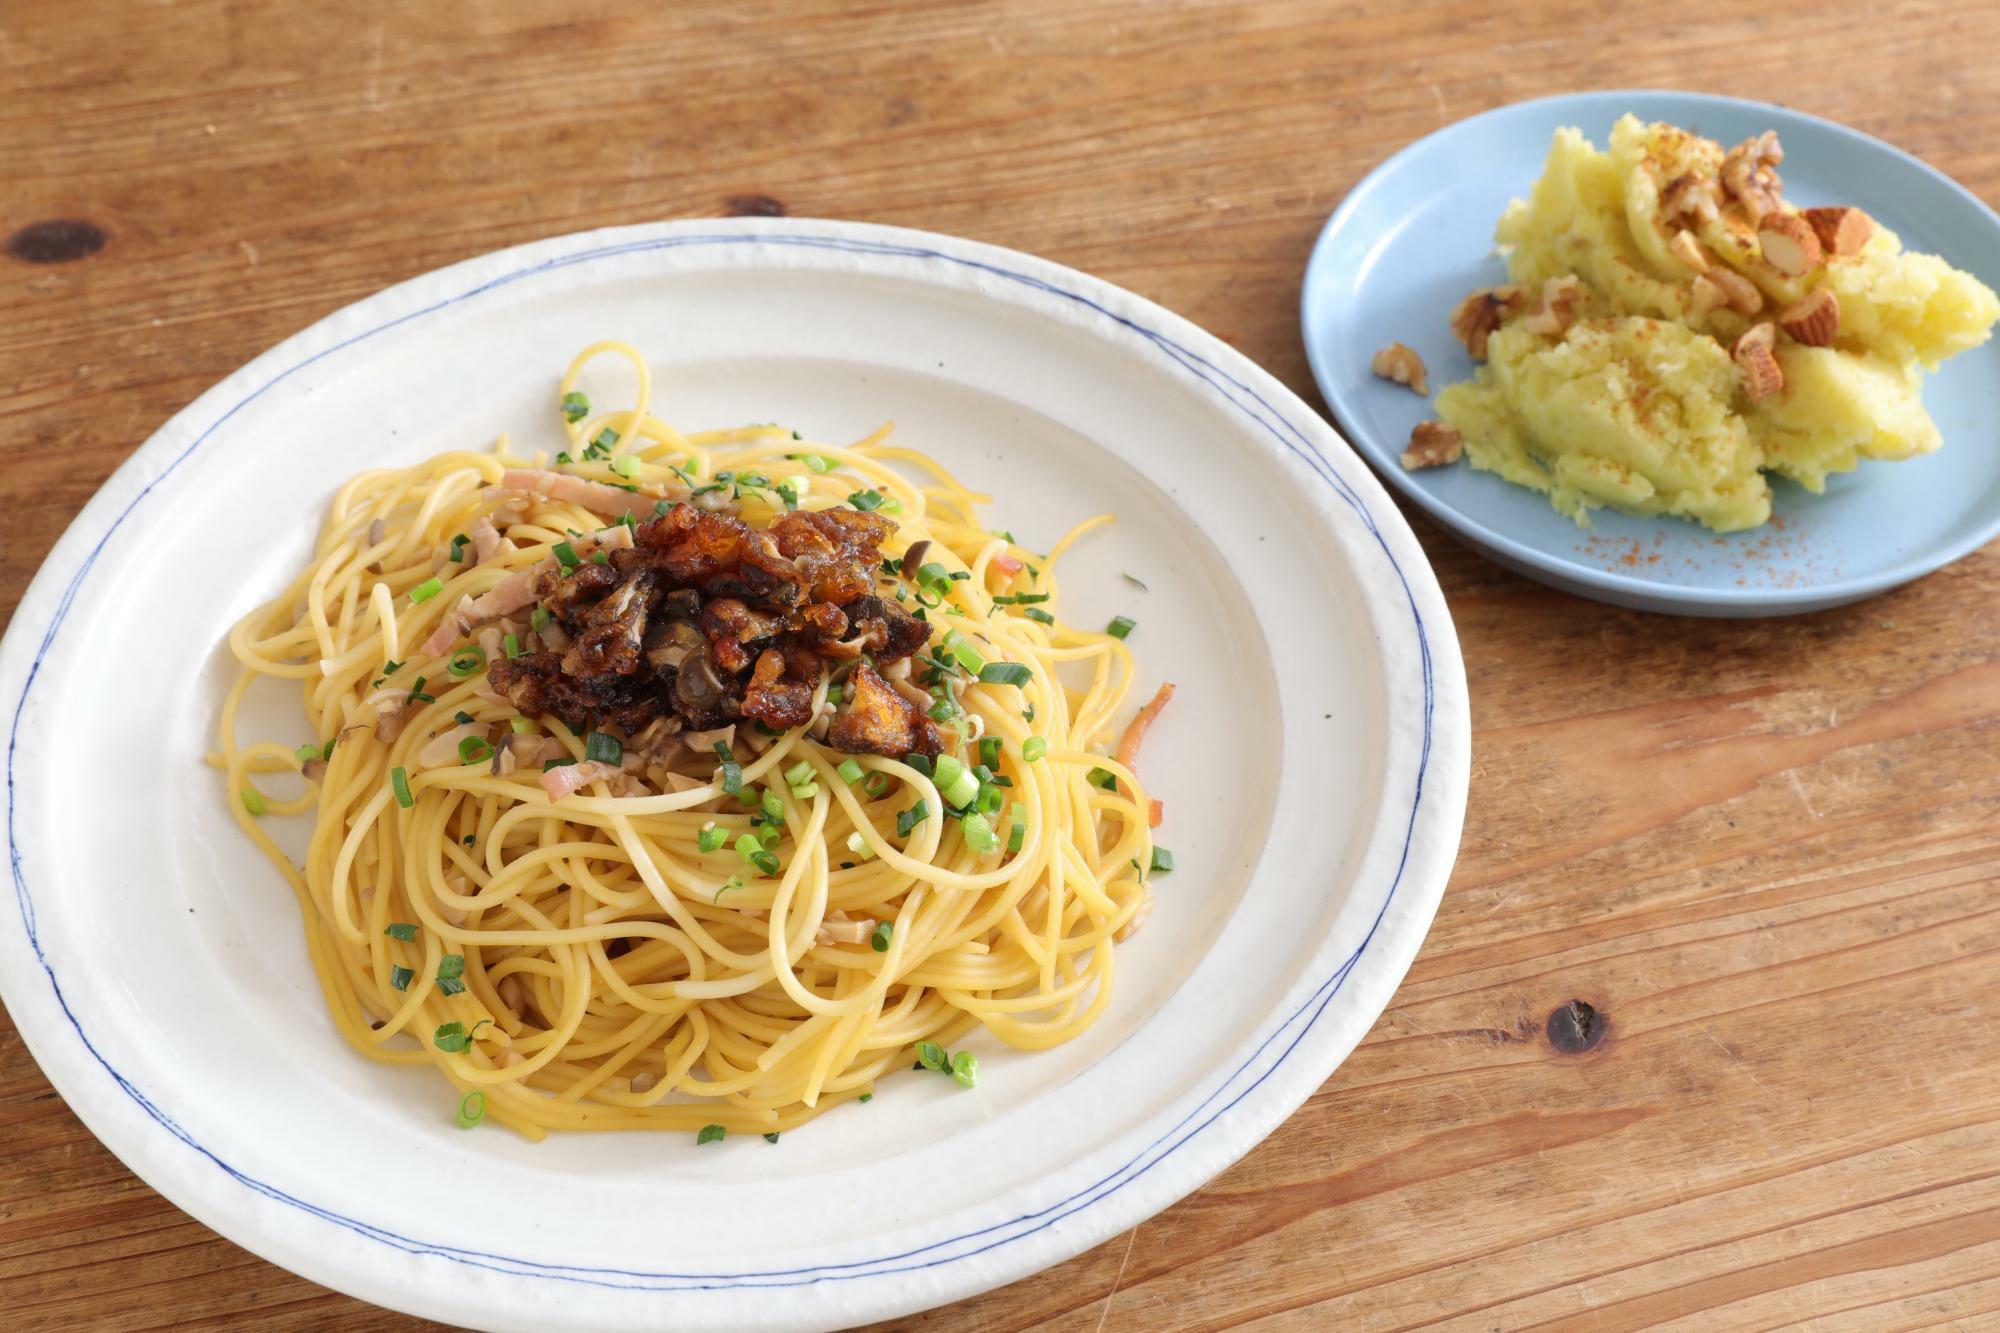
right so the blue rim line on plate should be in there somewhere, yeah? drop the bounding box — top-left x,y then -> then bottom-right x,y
1301,89 -> 2000,615
7,230 -> 1436,1291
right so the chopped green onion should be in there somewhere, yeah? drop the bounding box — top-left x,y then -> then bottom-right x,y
409,576 -> 443,604
1007,814 -> 1026,854
950,1050 -> 979,1088
433,1019 -> 488,1053
611,453 -> 642,479
1023,737 -> 1048,762
737,833 -> 768,869
928,698 -> 959,723
719,758 -> 743,797
979,737 -> 1002,770
933,755 -> 979,809
961,811 -> 999,855
391,766 -> 414,808
385,922 -> 418,941
554,451 -> 573,465
239,787 -> 266,816
389,964 -> 413,991
697,822 -> 727,853
845,830 -> 876,861
848,489 -> 886,511
871,921 -> 892,952
896,801 -> 929,838
561,390 -> 590,422
784,759 -> 815,787
881,497 -> 903,514
456,1089 -> 486,1129
1023,607 -> 1056,625
448,533 -> 470,563
760,788 -> 784,821
915,1040 -> 947,1071
591,550 -> 609,565
295,742 -> 320,764
905,753 -> 934,778
992,592 -> 1050,605
322,737 -> 337,760
975,783 -> 1004,816
407,675 -> 433,704
978,662 -> 1031,687
836,758 -> 865,785
584,731 -> 623,765
503,633 -> 524,659
803,454 -> 833,472
763,1131 -> 781,1143
714,875 -> 743,903
588,427 -> 620,456
458,735 -> 494,765
862,772 -> 890,797
510,716 -> 536,735
697,1124 -> 726,1145
437,953 -> 466,981
750,847 -> 781,877
552,541 -> 580,570
454,710 -> 475,724
531,607 -> 552,633
1106,615 -> 1136,640
543,757 -> 577,771
1150,846 -> 1175,874
757,822 -> 782,851
447,645 -> 487,678
858,1092 -> 873,1103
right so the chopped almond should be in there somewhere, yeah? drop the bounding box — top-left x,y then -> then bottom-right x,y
1449,285 -> 1529,359
1732,323 -> 1784,403
1401,421 -> 1463,470
1706,265 -> 1765,316
1688,275 -> 1729,318
1369,342 -> 1430,395
1779,288 -> 1839,347
1802,206 -> 1875,257
1668,229 -> 1711,272
1757,213 -> 1822,276
1520,274 -> 1585,336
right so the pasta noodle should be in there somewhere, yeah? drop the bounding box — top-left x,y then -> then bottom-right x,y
215,341 -> 1161,1139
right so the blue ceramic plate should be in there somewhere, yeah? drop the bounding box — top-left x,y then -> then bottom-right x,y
1301,90 -> 2000,616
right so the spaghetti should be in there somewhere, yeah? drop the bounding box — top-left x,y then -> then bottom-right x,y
216,341 -> 1166,1140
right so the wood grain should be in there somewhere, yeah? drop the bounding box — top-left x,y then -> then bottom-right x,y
5,1 -> 2000,1328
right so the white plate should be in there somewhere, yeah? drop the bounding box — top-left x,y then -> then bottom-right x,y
0,219 -> 1469,1331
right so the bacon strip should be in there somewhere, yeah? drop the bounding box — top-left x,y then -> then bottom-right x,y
540,759 -> 623,802
501,469 -> 664,518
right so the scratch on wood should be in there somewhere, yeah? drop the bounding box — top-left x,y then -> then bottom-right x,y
1095,1225 -> 1140,1332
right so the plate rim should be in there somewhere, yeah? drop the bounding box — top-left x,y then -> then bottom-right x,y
1300,87 -> 2000,614
0,217 -> 1470,1328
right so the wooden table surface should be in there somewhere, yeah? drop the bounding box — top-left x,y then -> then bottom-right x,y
7,1 -> 2000,1328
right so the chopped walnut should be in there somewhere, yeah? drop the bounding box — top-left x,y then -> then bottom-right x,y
1519,274 -> 1585,336
1661,172 -> 1721,226
1369,341 -> 1431,395
1401,421 -> 1464,470
1732,323 -> 1784,403
1720,131 -> 1785,222
1778,288 -> 1839,347
1449,284 -> 1530,359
